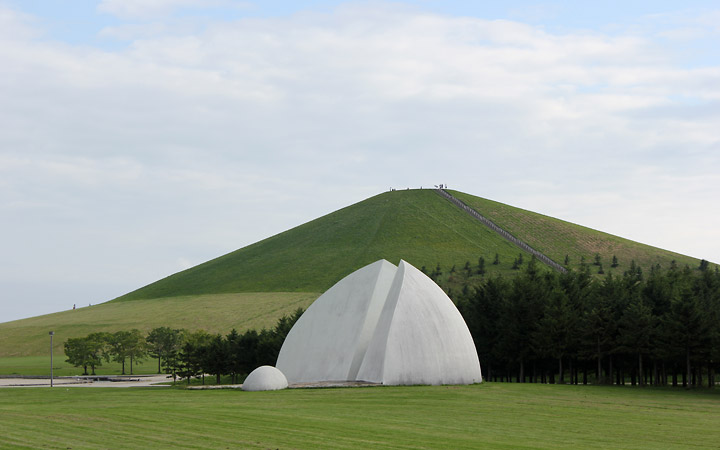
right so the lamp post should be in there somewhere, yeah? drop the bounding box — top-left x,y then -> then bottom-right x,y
49,331 -> 54,388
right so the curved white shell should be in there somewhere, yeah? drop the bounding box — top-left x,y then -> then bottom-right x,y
276,260 -> 397,383
276,260 -> 482,386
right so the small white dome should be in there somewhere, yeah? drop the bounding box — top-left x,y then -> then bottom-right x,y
241,365 -> 288,391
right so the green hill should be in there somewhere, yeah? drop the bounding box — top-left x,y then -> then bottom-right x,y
450,190 -> 701,273
0,188 -> 710,361
115,189 -> 533,301
118,189 -> 703,302
0,292 -> 317,358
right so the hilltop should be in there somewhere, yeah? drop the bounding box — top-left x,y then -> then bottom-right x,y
115,189 -> 533,301
117,188 -> 701,302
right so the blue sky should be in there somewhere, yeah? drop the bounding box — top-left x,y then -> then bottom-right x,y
10,1 -> 720,54
1,0 -> 719,322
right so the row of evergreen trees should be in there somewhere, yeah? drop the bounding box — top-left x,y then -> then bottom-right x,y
65,254 -> 718,389
452,257 -> 720,387
171,308 -> 302,384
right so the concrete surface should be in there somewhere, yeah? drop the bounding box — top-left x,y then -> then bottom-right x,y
357,260 -> 482,385
276,259 -> 397,383
241,365 -> 288,391
0,374 -> 170,388
277,259 -> 482,386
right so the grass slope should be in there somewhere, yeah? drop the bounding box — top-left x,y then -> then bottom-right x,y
119,189 -> 708,302
450,190 -> 704,273
0,292 -> 317,357
117,189 -> 530,301
1,384 -> 719,449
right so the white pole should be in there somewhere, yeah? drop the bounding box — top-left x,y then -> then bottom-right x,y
49,331 -> 54,388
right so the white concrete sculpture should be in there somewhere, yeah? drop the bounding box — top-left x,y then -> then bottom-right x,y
276,259 -> 482,386
241,365 -> 288,391
275,259 -> 397,383
356,261 -> 482,385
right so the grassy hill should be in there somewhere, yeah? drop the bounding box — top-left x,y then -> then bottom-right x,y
117,188 -> 704,302
0,188 -> 710,362
450,190 -> 702,274
115,189 -> 533,301
0,292 -> 317,358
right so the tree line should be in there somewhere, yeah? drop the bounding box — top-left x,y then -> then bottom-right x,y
453,257 -> 720,388
65,255 -> 718,389
64,308 -> 303,384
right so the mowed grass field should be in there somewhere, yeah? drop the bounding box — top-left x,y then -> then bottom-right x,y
1,383 -> 719,449
0,355 -> 158,376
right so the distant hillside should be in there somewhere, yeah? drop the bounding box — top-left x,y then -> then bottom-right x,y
2,188 -> 711,360
115,189 -> 532,301
116,189 -> 705,302
0,292 -> 317,357
450,190 -> 701,274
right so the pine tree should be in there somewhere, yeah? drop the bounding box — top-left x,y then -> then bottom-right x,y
617,298 -> 656,386
457,276 -> 508,382
533,289 -> 577,384
497,264 -> 551,382
478,257 -> 486,275
664,277 -> 713,387
625,260 -> 643,283
582,274 -> 621,384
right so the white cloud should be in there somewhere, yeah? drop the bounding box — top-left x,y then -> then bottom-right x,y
97,0 -> 248,20
99,22 -> 171,40
1,3 -> 720,320
649,9 -> 720,40
0,5 -> 39,40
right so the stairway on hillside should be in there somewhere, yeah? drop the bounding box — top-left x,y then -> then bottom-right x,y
436,189 -> 567,273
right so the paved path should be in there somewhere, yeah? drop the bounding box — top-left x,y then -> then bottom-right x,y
186,381 -> 381,390
0,375 -> 170,388
2,377 -> 381,389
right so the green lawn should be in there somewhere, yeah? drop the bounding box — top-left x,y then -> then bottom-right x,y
1,383 -> 718,449
0,355 -> 159,377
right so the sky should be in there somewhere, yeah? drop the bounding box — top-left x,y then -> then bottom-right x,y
1,1 -> 719,322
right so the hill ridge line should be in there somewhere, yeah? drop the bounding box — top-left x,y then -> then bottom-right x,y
435,189 -> 567,273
